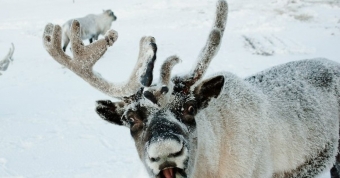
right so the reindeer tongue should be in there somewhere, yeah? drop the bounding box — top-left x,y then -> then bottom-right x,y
162,168 -> 174,178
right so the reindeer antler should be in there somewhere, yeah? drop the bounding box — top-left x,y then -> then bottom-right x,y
142,55 -> 181,105
43,20 -> 157,99
0,43 -> 15,73
173,0 -> 228,93
139,0 -> 228,105
160,56 -> 181,88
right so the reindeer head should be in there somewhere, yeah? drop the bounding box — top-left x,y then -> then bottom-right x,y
104,9 -> 117,21
43,1 -> 227,177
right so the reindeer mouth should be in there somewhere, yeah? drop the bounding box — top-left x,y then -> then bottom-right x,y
158,167 -> 185,178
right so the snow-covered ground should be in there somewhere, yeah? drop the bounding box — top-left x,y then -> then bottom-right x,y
0,0 -> 339,177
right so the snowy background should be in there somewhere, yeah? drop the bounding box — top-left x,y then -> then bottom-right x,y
0,0 -> 339,177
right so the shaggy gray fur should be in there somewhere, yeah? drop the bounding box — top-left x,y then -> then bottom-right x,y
43,0 -> 340,177
62,9 -> 117,51
189,58 -> 340,177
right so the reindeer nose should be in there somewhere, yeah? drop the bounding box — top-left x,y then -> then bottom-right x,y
147,136 -> 184,162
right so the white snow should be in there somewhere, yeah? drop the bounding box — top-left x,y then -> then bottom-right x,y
0,0 -> 339,177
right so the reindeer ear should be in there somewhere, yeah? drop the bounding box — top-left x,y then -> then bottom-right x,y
193,75 -> 224,109
96,100 -> 125,126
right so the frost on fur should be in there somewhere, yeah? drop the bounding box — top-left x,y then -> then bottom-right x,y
43,0 -> 340,178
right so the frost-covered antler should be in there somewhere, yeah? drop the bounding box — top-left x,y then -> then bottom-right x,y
0,43 -> 15,75
173,0 -> 228,92
159,56 -> 181,88
143,55 -> 181,105
43,20 -> 157,99
141,0 -> 228,104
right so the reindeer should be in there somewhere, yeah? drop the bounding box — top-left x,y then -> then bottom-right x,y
0,43 -> 14,75
43,0 -> 340,177
62,9 -> 117,52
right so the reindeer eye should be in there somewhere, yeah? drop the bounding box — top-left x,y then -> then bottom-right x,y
181,102 -> 197,124
128,117 -> 135,123
125,113 -> 138,125
187,105 -> 196,116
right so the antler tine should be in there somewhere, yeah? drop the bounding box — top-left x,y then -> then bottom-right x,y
43,23 -> 73,67
138,36 -> 157,87
173,0 -> 228,90
142,56 -> 180,105
214,0 -> 228,36
0,43 -> 15,71
3,43 -> 14,62
155,55 -> 181,105
70,20 -> 115,68
192,0 -> 228,81
8,43 -> 15,62
43,20 -> 157,99
160,55 -> 181,88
